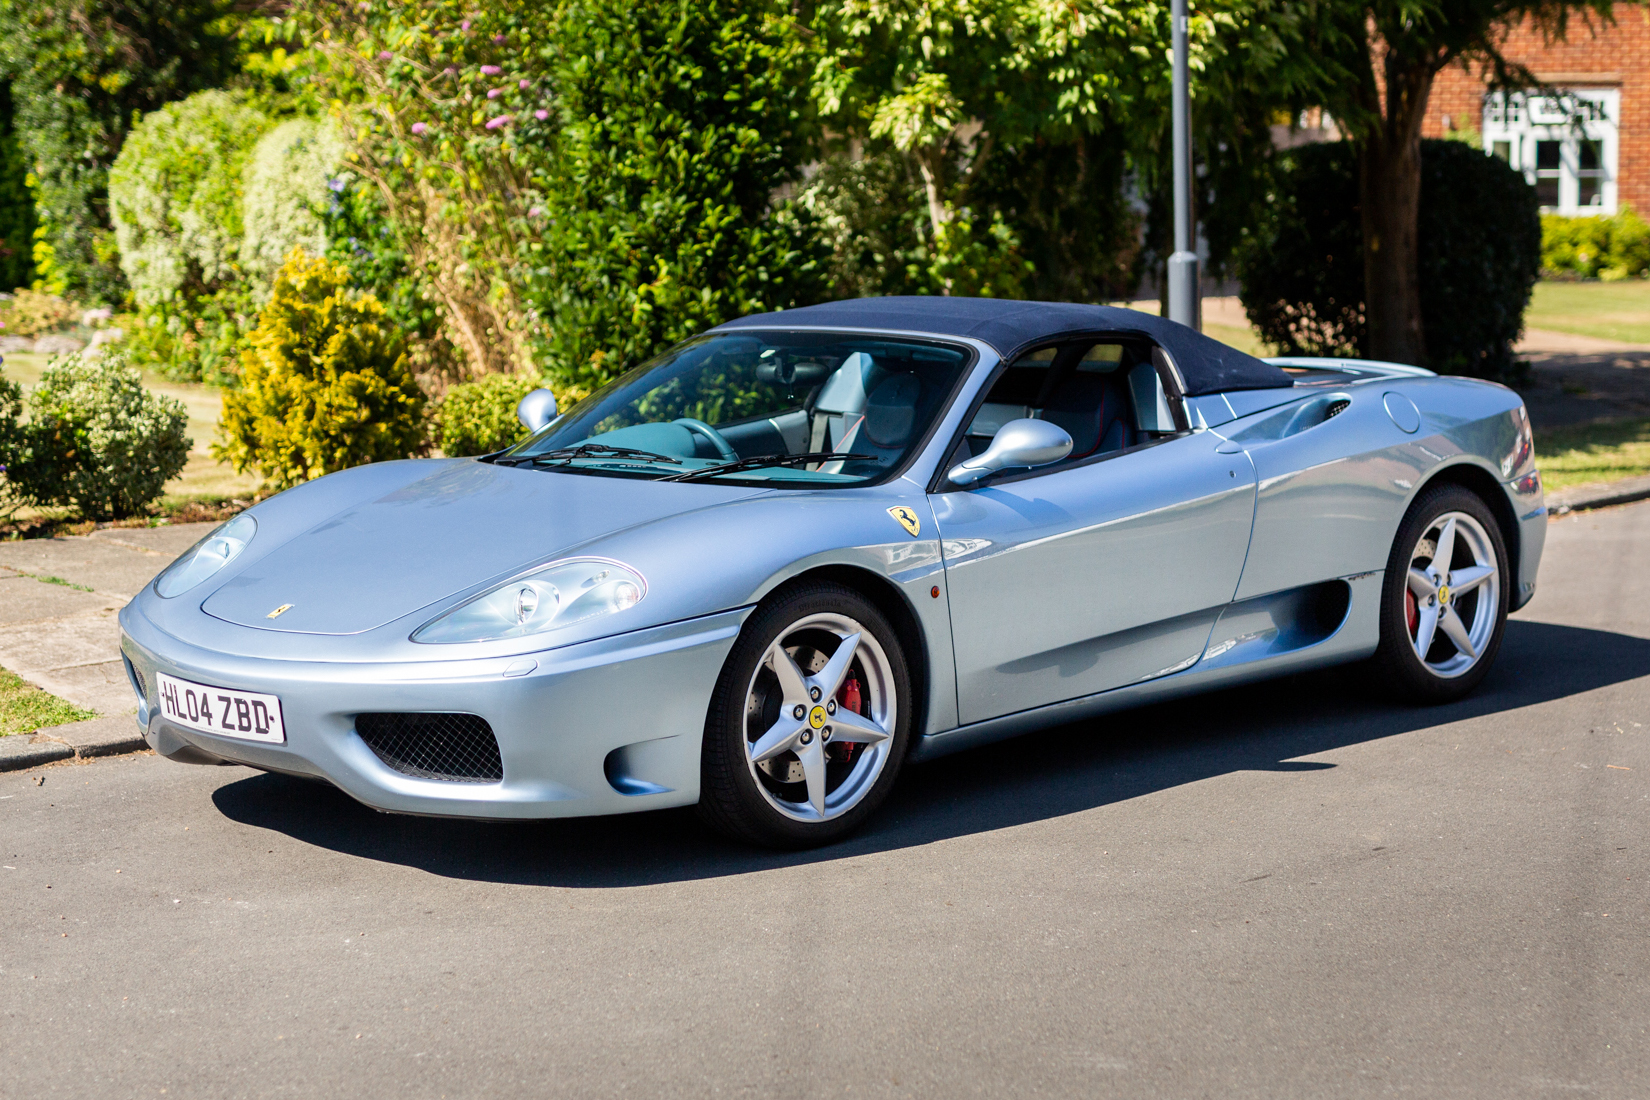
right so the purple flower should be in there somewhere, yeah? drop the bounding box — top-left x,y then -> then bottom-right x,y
327,177 -> 347,193
485,115 -> 512,129
493,34 -> 506,44
378,50 -> 392,61
480,64 -> 501,75
534,109 -> 549,120
411,122 -> 428,135
443,66 -> 457,76
519,78 -> 530,89
487,87 -> 503,99
460,19 -> 471,31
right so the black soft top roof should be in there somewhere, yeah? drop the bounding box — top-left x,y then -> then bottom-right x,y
714,296 -> 1292,396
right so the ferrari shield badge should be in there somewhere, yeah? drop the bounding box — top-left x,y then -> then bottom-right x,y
887,506 -> 921,538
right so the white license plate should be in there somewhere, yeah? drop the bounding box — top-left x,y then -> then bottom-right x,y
155,673 -> 286,744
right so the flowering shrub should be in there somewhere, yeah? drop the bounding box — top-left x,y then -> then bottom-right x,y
216,249 -> 426,491
8,352 -> 190,519
240,118 -> 349,298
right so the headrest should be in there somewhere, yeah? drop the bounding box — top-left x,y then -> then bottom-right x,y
863,373 -> 921,447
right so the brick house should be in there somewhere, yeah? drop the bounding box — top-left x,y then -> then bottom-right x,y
1425,4 -> 1650,215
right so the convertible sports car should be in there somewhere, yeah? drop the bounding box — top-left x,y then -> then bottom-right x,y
120,297 -> 1545,847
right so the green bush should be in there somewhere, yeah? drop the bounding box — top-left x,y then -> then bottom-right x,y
1541,207 -> 1650,281
0,361 -> 23,513
523,0 -> 829,393
435,374 -> 541,457
1237,140 -> 1542,382
240,117 -> 348,298
109,90 -> 272,310
216,249 -> 426,491
7,352 -> 190,519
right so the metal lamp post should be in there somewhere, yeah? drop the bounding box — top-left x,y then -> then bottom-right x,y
1166,0 -> 1200,330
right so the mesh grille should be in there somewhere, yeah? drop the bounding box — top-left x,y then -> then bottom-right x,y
1324,399 -> 1351,420
123,656 -> 147,704
356,713 -> 503,783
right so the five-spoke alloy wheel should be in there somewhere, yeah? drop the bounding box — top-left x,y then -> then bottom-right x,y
700,581 -> 912,848
1374,484 -> 1510,702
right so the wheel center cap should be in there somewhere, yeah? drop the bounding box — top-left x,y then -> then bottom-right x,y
808,705 -> 827,730
1438,583 -> 1451,607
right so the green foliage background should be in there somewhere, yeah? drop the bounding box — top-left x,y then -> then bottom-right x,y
1238,139 -> 1542,381
1541,208 -> 1650,281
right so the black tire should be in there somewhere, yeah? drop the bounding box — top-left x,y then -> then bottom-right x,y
698,581 -> 913,848
1372,483 -> 1510,704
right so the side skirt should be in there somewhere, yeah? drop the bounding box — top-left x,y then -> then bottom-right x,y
910,572 -> 1382,762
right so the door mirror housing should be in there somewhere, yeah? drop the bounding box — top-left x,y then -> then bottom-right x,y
516,388 -> 559,432
948,418 -> 1073,486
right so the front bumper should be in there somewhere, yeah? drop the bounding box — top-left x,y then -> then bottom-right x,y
119,605 -> 751,819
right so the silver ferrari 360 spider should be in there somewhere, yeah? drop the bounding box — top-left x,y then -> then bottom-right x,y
120,298 -> 1544,846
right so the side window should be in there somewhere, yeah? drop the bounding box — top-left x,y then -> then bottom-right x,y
959,339 -> 1182,466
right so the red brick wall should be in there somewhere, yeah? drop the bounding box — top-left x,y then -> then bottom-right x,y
1423,4 -> 1650,214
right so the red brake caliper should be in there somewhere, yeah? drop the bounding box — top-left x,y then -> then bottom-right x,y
1406,588 -> 1418,636
835,674 -> 863,764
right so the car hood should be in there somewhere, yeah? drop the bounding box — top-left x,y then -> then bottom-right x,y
200,459 -> 766,635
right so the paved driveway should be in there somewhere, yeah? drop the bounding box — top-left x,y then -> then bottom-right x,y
3,504 -> 1647,1099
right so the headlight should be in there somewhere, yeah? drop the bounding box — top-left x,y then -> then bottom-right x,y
154,514 -> 257,598
412,558 -> 646,644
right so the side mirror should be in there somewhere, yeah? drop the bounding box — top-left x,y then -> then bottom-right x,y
948,418 -> 1072,486
516,388 -> 559,432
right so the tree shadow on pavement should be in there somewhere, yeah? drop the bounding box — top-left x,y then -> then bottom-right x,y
211,618 -> 1650,887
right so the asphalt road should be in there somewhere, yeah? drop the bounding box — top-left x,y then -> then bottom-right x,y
4,503 -> 1648,1100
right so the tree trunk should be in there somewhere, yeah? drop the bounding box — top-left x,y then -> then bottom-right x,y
1359,62 -> 1434,366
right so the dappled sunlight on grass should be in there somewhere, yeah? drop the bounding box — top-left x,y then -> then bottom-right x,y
1536,417 -> 1650,490
1527,281 -> 1650,344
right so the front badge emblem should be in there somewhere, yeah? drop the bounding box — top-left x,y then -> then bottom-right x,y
887,506 -> 921,538
267,604 -> 294,620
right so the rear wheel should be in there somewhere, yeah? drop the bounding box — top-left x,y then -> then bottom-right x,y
1372,484 -> 1509,703
699,582 -> 912,848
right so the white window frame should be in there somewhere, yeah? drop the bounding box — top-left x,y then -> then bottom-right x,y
1482,88 -> 1619,215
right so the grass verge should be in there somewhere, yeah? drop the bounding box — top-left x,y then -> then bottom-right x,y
0,666 -> 95,736
1526,280 -> 1650,344
1536,418 -> 1650,490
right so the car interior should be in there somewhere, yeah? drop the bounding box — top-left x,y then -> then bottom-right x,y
948,338 -> 1183,474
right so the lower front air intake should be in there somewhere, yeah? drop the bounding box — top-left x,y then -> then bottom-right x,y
355,713 -> 503,783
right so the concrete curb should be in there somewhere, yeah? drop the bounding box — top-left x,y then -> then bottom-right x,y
0,715 -> 148,772
1548,473 -> 1650,515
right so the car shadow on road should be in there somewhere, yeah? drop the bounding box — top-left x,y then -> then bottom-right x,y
211,618 -> 1650,886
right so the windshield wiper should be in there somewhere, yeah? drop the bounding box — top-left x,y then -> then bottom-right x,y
660,451 -> 878,483
495,443 -> 683,468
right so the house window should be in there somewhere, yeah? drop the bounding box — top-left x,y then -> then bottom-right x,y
1482,89 -> 1619,214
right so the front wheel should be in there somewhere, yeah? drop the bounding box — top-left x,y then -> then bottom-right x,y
699,582 -> 912,848
1372,484 -> 1510,703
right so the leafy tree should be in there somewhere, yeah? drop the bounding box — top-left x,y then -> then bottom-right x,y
0,0 -> 248,303
0,81 -> 34,292
1239,140 -> 1541,380
1236,0 -> 1618,365
525,0 -> 829,392
809,0 -> 1172,298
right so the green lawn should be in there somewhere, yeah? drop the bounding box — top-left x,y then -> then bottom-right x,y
1535,417 -> 1650,491
1525,280 -> 1650,344
1,350 -> 261,512
0,665 -> 94,736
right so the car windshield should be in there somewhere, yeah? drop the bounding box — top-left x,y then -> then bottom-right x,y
498,331 -> 973,485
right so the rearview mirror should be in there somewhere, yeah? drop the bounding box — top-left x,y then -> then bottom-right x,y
516,388 -> 559,432
948,418 -> 1072,486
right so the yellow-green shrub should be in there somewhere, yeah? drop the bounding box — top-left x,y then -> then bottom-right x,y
216,250 -> 426,491
434,374 -> 590,457
1541,207 -> 1650,281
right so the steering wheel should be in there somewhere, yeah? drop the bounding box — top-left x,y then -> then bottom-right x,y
672,418 -> 739,461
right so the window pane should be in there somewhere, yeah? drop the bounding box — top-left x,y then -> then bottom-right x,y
1536,177 -> 1560,207
1579,139 -> 1602,172
1492,141 -> 1512,162
1536,140 -> 1562,170
1579,177 -> 1602,206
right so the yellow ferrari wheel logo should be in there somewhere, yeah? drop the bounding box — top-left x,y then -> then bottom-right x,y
809,705 -> 827,729
267,604 -> 293,619
887,506 -> 921,538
